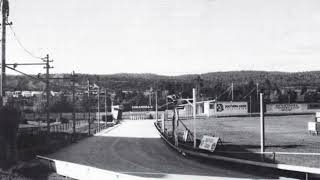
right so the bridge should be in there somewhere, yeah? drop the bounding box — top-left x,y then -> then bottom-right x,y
42,120 -> 298,179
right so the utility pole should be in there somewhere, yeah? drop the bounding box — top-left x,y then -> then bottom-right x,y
105,89 -> 107,125
149,88 -> 152,106
97,86 -> 100,131
87,80 -> 91,135
1,0 -> 10,104
166,91 -> 168,110
256,83 -> 259,100
231,83 -> 234,102
71,71 -> 76,135
257,83 -> 259,111
155,91 -> 158,121
249,95 -> 252,117
260,93 -> 265,153
44,54 -> 53,135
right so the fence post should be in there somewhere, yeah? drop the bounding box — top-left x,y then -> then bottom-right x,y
260,93 -> 265,153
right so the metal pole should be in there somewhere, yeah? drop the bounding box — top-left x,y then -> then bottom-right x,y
231,83 -> 234,102
193,88 -> 197,148
98,86 -> 100,131
257,83 -> 259,109
155,91 -> 158,121
105,89 -> 107,125
149,88 -> 152,106
111,101 -> 114,123
260,93 -> 265,153
162,111 -> 165,133
249,95 -> 252,117
166,91 -> 168,110
87,80 -> 91,135
72,71 -> 76,134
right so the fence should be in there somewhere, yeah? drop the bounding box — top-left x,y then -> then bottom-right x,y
122,111 -> 162,120
18,120 -> 88,135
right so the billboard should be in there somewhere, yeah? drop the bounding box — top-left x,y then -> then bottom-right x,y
213,101 -> 248,115
266,103 -> 320,114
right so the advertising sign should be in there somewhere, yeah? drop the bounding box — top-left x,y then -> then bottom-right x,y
214,102 -> 248,115
266,104 -> 306,113
273,104 -> 300,112
199,135 -> 219,151
132,106 -> 153,111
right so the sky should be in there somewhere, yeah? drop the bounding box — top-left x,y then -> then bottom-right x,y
4,0 -> 320,75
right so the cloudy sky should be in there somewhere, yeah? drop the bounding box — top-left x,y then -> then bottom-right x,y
5,0 -> 320,75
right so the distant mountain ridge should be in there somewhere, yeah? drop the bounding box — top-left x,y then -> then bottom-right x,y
6,70 -> 320,91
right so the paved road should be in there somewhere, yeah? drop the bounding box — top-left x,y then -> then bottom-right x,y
48,120 -> 297,179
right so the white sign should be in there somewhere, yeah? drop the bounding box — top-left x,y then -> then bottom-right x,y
214,102 -> 248,115
266,104 -> 306,113
199,135 -> 219,151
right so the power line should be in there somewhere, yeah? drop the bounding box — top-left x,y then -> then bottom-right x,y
8,25 -> 43,60
6,65 -> 45,83
242,87 -> 257,100
216,86 -> 232,100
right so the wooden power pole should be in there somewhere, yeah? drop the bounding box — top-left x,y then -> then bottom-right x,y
44,54 -> 53,135
87,80 -> 91,135
1,0 -> 10,104
104,89 -> 107,125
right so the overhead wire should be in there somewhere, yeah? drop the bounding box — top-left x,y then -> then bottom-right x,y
216,86 -> 232,100
6,65 -> 45,83
241,87 -> 257,100
8,25 -> 43,60
6,66 -> 83,92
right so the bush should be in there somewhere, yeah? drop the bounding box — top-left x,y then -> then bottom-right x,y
0,105 -> 21,167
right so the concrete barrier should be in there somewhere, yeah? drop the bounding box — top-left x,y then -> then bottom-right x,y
37,156 -> 144,180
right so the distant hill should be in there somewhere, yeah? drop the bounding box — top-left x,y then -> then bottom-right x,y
6,71 -> 320,92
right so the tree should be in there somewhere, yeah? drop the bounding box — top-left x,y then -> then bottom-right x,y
50,94 -> 73,114
0,102 -> 21,168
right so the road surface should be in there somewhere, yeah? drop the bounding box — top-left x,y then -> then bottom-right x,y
48,120 -> 297,179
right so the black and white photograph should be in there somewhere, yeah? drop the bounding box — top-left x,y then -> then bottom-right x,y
1,0 -> 320,179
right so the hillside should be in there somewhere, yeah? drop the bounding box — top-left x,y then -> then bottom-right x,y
6,71 -> 320,92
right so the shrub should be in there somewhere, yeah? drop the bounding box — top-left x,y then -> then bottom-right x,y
0,105 -> 21,167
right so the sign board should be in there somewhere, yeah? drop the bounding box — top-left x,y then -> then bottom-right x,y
308,122 -> 317,131
308,122 -> 320,135
213,102 -> 248,115
268,104 -> 302,112
266,103 -> 320,114
199,135 -> 219,151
